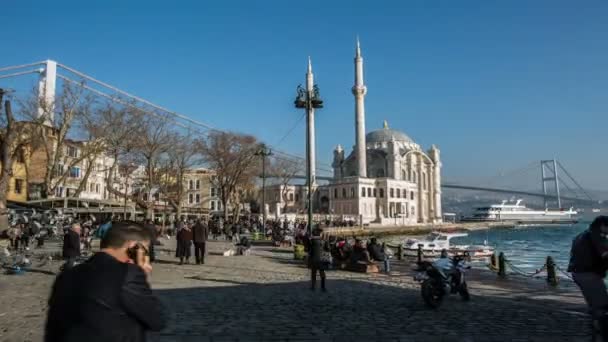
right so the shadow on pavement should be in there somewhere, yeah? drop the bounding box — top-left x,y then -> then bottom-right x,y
149,277 -> 590,342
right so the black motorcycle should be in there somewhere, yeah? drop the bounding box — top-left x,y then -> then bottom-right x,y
414,254 -> 471,308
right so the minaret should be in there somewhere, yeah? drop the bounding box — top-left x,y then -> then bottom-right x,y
352,38 -> 367,178
306,57 -> 316,185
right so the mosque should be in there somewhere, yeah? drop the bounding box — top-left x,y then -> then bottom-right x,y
326,40 -> 443,225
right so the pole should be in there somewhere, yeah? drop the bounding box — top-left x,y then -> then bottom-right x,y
262,151 -> 266,233
123,175 -> 128,220
553,159 -> 561,209
307,92 -> 313,235
541,161 -> 547,209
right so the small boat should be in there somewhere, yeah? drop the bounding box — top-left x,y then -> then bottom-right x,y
592,208 -> 601,213
403,232 -> 494,259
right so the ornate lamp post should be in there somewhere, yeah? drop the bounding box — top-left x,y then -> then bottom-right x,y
294,58 -> 323,234
255,144 -> 272,233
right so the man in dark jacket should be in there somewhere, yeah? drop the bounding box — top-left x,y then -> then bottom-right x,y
192,219 -> 209,264
62,223 -> 81,270
367,237 -> 390,273
307,227 -> 328,292
569,216 -> 608,337
45,221 -> 165,342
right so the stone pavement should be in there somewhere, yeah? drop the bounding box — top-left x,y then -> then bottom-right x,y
0,237 -> 592,342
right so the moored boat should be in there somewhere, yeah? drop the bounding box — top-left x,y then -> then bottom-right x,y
402,232 -> 494,259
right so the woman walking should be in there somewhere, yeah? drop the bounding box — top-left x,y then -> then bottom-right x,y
308,227 -> 330,292
176,223 -> 193,265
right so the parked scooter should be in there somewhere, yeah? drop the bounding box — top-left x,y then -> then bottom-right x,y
414,250 -> 471,308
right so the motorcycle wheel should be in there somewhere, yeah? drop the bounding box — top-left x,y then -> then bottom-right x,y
459,281 -> 471,301
421,279 -> 443,308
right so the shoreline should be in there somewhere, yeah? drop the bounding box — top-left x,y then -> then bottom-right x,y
323,222 -> 508,238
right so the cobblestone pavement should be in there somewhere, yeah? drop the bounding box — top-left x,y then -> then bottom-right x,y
0,238 -> 591,342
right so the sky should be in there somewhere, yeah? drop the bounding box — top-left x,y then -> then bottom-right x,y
1,0 -> 607,190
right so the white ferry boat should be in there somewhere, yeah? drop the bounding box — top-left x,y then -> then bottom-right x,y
462,199 -> 578,224
402,232 -> 494,259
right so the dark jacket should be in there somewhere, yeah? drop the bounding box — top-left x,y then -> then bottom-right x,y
45,252 -> 165,342
192,222 -> 209,243
367,242 -> 386,261
308,236 -> 329,268
177,227 -> 193,241
569,230 -> 608,276
62,229 -> 81,258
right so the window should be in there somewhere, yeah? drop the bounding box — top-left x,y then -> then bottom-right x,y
189,180 -> 194,190
379,188 -> 384,198
211,201 -> 216,210
402,170 -> 406,180
14,179 -> 23,194
350,187 -> 355,198
373,188 -> 377,197
69,167 -> 80,178
403,189 -> 407,199
390,188 -> 394,198
334,188 -> 338,199
361,187 -> 365,197
411,192 -> 415,200
90,183 -> 94,192
289,193 -> 294,201
295,193 -> 299,202
188,193 -> 193,204
342,188 -> 346,198
397,188 -> 401,198
55,187 -> 63,197
67,146 -> 78,158
56,164 -> 65,177
367,188 -> 371,197
16,148 -> 25,163
196,180 -> 200,190
211,188 -> 217,197
195,194 -> 200,203
413,172 -> 417,183
96,184 -> 100,193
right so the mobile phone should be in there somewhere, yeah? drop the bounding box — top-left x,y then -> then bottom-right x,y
127,245 -> 141,264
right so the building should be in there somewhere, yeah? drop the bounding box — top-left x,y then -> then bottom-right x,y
3,146 -> 28,203
183,168 -> 221,217
328,40 -> 442,225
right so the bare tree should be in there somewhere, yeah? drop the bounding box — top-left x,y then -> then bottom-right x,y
269,157 -> 303,212
0,89 -> 32,230
158,133 -> 198,219
199,131 -> 261,220
22,83 -> 100,198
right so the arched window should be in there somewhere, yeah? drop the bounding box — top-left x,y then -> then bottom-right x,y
350,187 -> 355,198
379,188 -> 384,198
342,188 -> 347,198
361,187 -> 366,197
334,188 -> 338,199
402,170 -> 406,180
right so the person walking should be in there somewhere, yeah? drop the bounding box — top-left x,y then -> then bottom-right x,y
307,227 -> 329,292
176,223 -> 193,265
45,221 -> 165,342
192,219 -> 209,265
62,223 -> 81,270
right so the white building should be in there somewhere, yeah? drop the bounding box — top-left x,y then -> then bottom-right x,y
328,41 -> 443,225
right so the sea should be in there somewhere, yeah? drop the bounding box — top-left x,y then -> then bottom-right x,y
386,216 -> 599,273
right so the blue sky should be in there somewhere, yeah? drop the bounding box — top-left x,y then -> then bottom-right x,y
2,0 -> 607,189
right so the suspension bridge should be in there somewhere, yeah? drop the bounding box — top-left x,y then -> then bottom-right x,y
0,60 -> 600,207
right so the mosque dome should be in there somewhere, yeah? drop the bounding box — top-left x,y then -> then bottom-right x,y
365,120 -> 414,144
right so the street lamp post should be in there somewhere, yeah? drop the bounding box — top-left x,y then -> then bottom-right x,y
294,58 -> 323,234
255,145 -> 272,233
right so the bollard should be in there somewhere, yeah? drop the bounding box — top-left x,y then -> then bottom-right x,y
397,245 -> 403,261
498,252 -> 506,277
417,244 -> 423,263
490,252 -> 498,271
546,256 -> 559,286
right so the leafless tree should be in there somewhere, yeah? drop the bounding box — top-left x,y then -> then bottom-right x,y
269,157 -> 303,212
158,133 -> 198,219
0,89 -> 33,230
199,131 -> 261,220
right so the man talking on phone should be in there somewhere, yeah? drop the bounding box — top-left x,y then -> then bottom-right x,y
45,221 -> 166,342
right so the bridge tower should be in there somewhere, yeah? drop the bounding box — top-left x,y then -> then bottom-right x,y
38,60 -> 57,123
541,159 -> 561,209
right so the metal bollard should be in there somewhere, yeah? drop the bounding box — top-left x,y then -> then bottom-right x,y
490,252 -> 498,271
498,252 -> 506,277
417,244 -> 423,263
546,256 -> 559,286
397,245 -> 403,261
